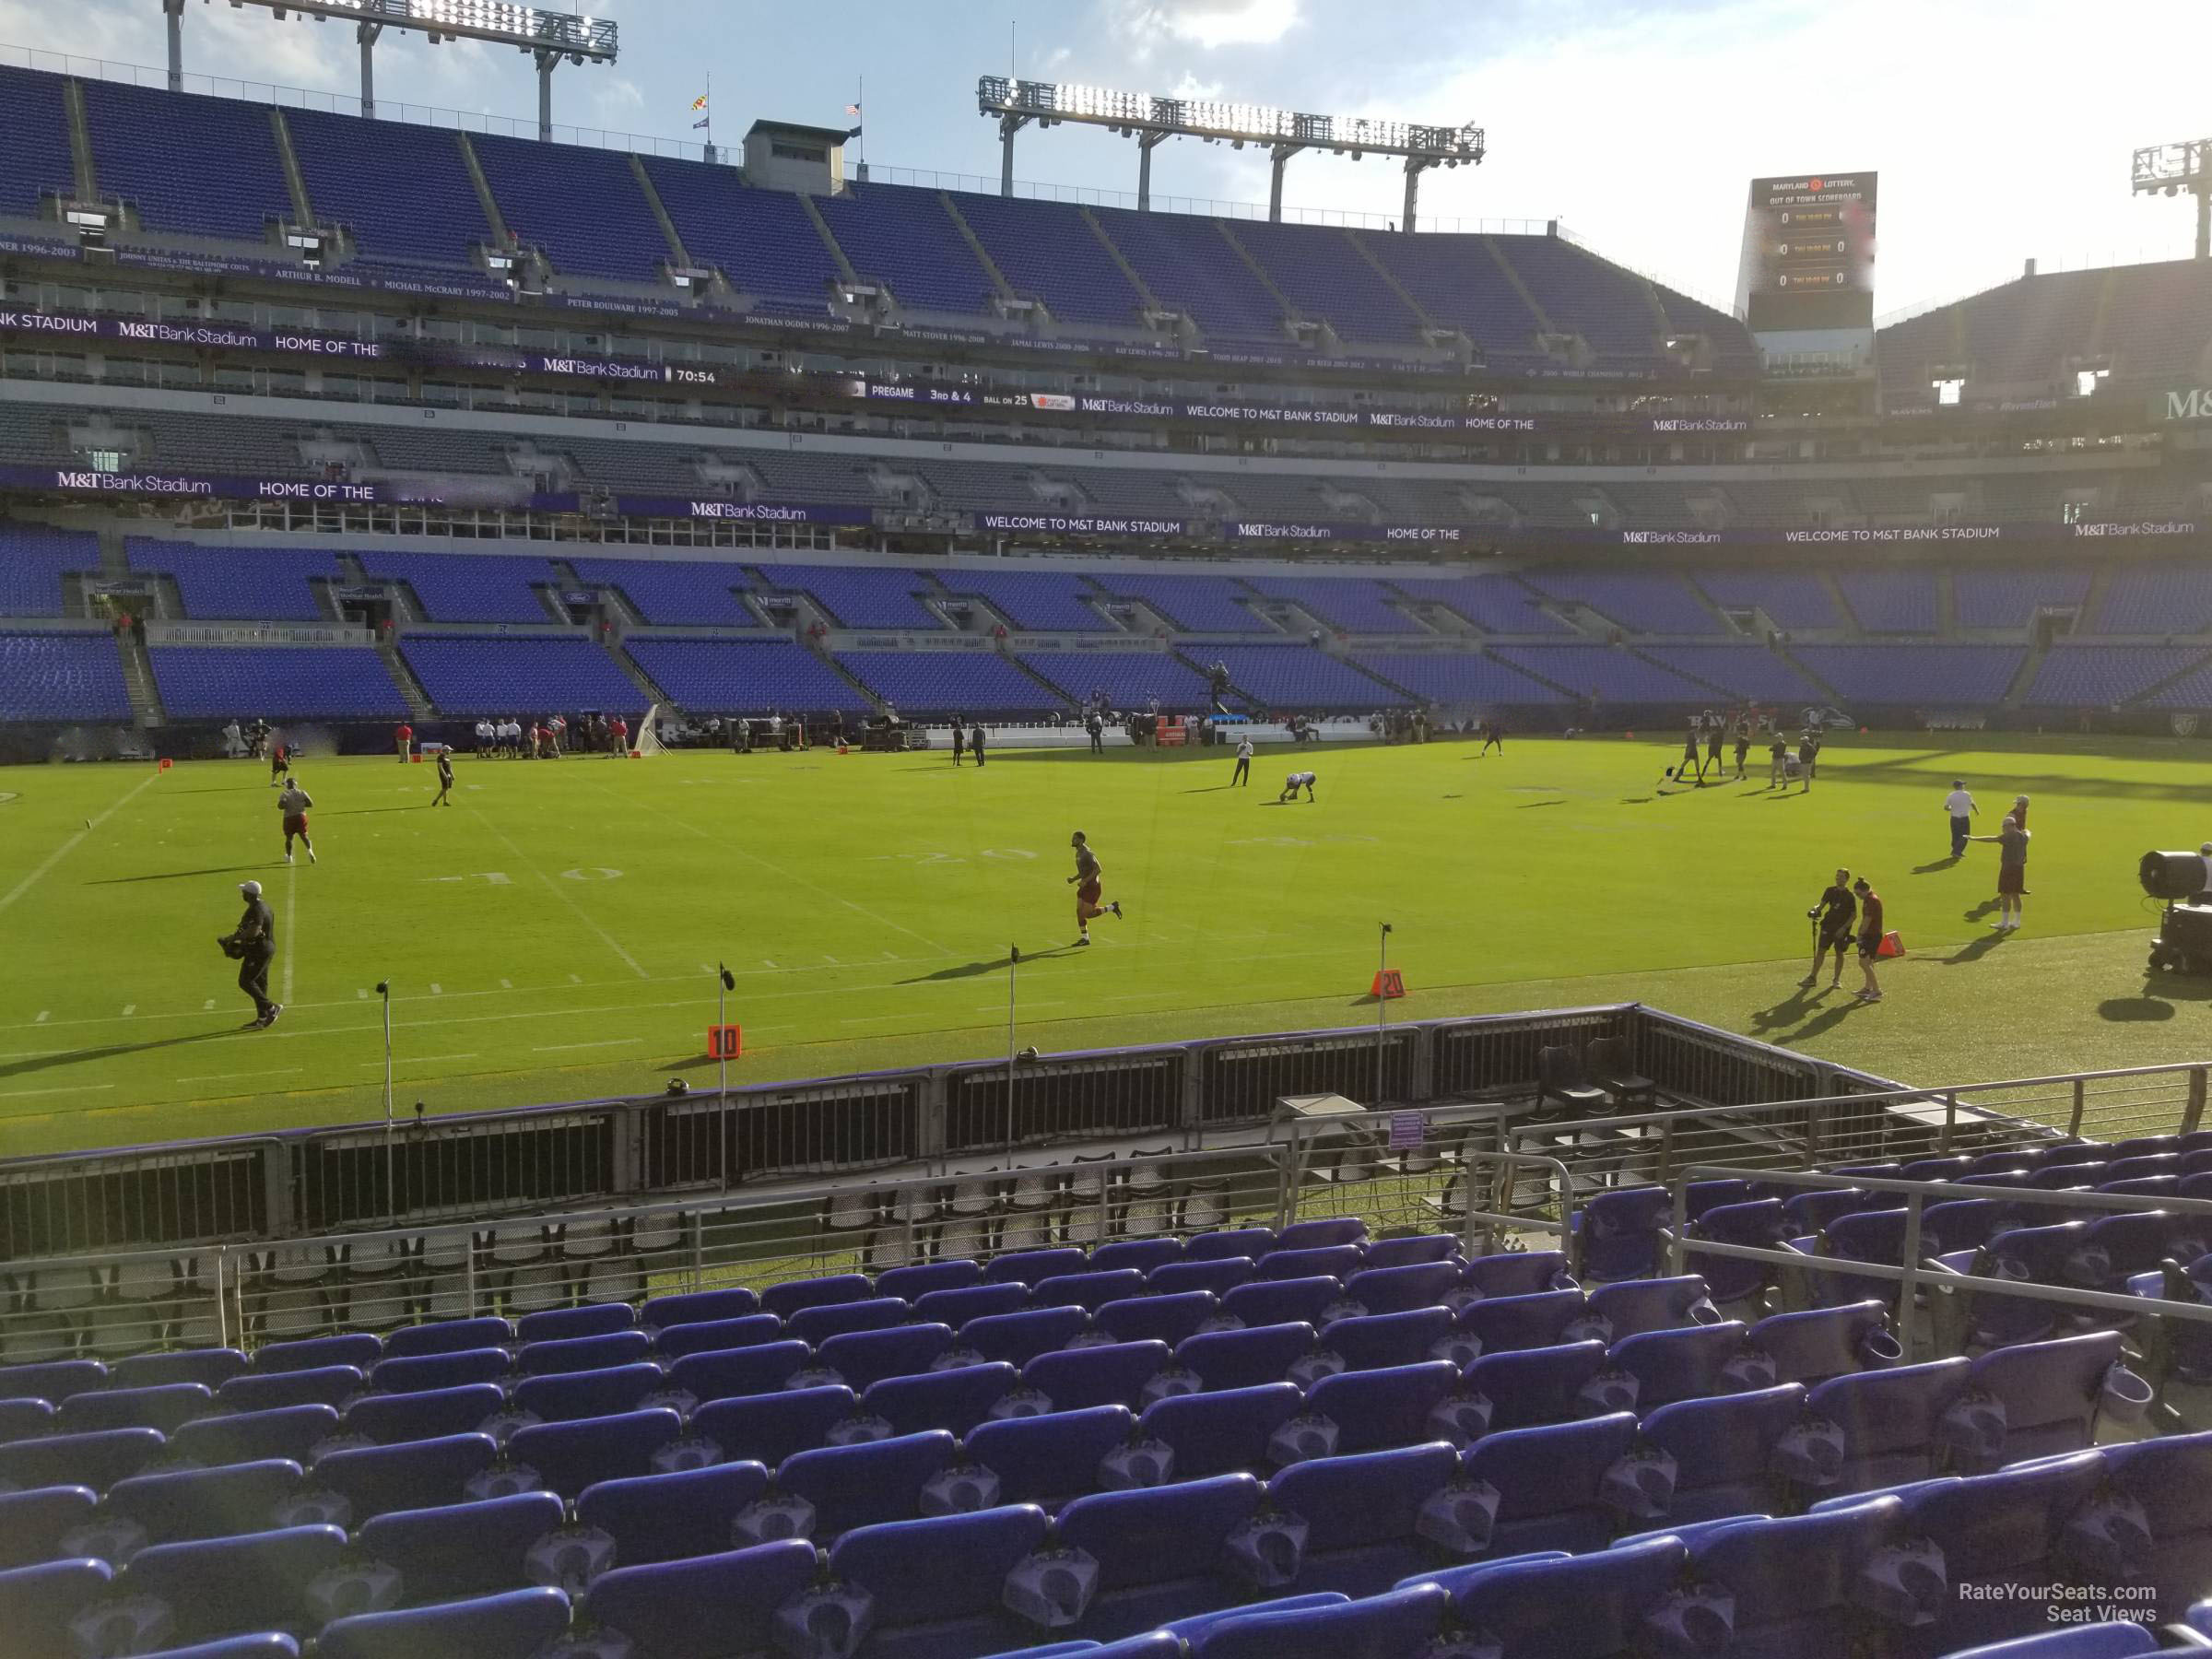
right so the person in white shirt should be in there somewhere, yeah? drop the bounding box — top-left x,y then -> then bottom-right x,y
475,719 -> 493,756
276,777 -> 316,865
1944,781 -> 1977,858
1231,734 -> 1253,787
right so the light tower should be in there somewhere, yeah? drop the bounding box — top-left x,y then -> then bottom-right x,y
188,1 -> 618,138
976,76 -> 1483,230
2133,138 -> 2212,260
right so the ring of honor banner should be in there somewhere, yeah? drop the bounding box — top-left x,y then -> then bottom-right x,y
1737,172 -> 1877,331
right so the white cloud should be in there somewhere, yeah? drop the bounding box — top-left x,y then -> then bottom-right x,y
1167,71 -> 1226,101
1111,0 -> 1302,59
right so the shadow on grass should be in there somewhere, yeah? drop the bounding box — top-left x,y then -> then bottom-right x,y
0,1026 -> 240,1082
2100,996 -> 2177,1022
1182,785 -> 1233,794
1516,800 -> 1566,809
1912,858 -> 1962,875
896,945 -> 1086,984
86,865 -> 265,885
1963,899 -> 2002,921
1942,933 -> 2006,965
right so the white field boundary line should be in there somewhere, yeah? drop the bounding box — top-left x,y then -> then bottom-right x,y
462,802 -> 650,980
0,771 -> 160,916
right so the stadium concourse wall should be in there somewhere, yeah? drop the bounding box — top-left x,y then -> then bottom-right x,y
0,1003 -> 1915,1259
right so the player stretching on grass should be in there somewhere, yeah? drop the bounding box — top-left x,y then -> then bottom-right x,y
1279,770 -> 1317,802
1066,831 -> 1122,947
277,777 -> 316,865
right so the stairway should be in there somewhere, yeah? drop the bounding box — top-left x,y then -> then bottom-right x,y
270,109 -> 315,227
629,155 -> 691,269
377,638 -> 436,721
1999,640 -> 2048,708
799,631 -> 885,711
115,626 -> 164,729
606,638 -> 675,711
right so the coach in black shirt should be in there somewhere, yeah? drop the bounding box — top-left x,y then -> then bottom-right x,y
228,878 -> 281,1028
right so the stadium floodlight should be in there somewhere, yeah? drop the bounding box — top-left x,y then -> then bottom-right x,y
2132,138 -> 2212,260
978,75 -> 1483,229
208,0 -> 618,135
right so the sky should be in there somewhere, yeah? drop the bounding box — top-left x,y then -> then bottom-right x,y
11,0 -> 2212,317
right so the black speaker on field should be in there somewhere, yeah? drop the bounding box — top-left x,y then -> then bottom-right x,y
2141,851 -> 2210,901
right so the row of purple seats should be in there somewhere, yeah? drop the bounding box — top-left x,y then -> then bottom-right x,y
19,1417 -> 2194,1659
0,1229 -> 1480,1399
2,1351 -> 2174,1655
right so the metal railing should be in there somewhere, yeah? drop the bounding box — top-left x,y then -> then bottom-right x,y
0,1109 -> 1572,1362
1,1004 -> 1883,1256
1663,1163 -> 2212,1374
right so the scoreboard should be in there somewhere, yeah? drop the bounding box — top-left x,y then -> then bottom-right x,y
1735,171 -> 1877,331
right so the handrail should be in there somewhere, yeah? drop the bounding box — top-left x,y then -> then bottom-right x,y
1665,1160 -> 2212,1363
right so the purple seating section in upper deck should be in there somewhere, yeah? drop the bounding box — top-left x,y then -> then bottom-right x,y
0,65 -> 78,218
471,135 -> 669,283
813,186 -> 998,316
285,108 -> 490,272
79,79 -> 293,242
641,158 -> 843,307
0,65 -> 1766,368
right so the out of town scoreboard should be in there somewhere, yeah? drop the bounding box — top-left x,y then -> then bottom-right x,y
1736,171 -> 1877,331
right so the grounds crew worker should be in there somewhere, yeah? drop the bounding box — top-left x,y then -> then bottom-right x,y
224,878 -> 281,1028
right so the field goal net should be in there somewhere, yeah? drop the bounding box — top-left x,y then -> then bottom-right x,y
634,704 -> 667,757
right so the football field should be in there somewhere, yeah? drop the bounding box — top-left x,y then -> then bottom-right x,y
1,732 -> 2206,1156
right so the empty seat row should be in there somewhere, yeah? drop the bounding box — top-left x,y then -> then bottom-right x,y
8,1425 -> 2207,1659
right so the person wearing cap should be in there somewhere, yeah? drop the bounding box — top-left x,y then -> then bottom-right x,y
224,879 -> 280,1028
1968,814 -> 2031,932
1943,781 -> 1977,858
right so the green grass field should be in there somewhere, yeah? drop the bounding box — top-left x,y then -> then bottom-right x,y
1,732 -> 2206,1157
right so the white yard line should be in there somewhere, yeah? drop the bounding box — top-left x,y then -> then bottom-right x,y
533,1038 -> 643,1053
174,1066 -> 306,1086
465,805 -> 651,980
280,858 -> 298,1006
0,771 -> 159,916
0,1083 -> 116,1100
